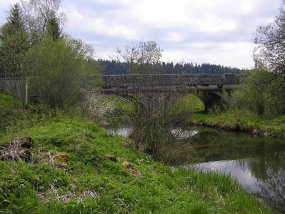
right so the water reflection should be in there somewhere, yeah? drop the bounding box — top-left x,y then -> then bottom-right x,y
107,126 -> 198,140
171,129 -> 198,140
195,152 -> 285,212
106,124 -> 285,212
192,128 -> 285,213
257,169 -> 285,212
195,160 -> 261,192
106,125 -> 133,137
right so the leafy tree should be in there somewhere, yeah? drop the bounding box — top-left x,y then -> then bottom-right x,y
254,0 -> 285,78
21,0 -> 66,44
23,37 -> 97,108
117,41 -> 163,74
234,0 -> 285,115
231,69 -> 285,115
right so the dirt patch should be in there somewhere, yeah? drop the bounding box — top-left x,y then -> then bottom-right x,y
39,151 -> 70,168
122,161 -> 143,177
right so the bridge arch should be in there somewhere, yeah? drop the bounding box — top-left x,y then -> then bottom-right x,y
200,91 -> 225,112
102,89 -> 227,114
99,74 -> 238,113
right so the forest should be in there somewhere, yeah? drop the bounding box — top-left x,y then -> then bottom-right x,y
101,60 -> 243,75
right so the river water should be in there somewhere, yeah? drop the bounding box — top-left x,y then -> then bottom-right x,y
107,125 -> 285,212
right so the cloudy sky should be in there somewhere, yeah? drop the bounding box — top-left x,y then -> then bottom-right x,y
0,0 -> 282,69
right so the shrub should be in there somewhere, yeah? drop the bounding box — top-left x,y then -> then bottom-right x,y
23,37 -> 99,109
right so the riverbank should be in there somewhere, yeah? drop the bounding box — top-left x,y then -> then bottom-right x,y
192,113 -> 285,138
0,116 -> 274,213
0,91 -> 277,213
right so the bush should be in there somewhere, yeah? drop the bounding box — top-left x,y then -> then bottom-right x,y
231,69 -> 285,115
23,37 -> 99,109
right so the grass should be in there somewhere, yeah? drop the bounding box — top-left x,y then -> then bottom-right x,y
171,94 -> 205,115
0,92 -> 276,213
193,112 -> 285,138
0,115 -> 274,213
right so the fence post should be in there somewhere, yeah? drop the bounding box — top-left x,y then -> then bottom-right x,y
25,77 -> 29,105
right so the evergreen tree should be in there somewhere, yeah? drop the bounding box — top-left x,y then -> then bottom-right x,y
7,4 -> 25,34
46,17 -> 62,40
0,3 -> 29,78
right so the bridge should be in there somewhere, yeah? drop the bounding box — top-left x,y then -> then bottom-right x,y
0,74 -> 240,110
99,74 -> 240,112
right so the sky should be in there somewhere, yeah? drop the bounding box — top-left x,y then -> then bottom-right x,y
0,0 -> 282,69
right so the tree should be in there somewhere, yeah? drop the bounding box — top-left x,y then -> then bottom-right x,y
23,37 -> 96,108
6,4 -> 26,34
247,0 -> 285,114
117,41 -> 163,74
46,17 -> 62,40
0,4 -> 29,78
21,0 -> 66,44
231,69 -> 285,115
0,3 -> 26,41
254,0 -> 285,79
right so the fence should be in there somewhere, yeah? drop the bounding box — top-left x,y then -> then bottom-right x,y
0,78 -> 28,103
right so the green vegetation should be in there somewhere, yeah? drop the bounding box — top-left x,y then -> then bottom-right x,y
193,113 -> 285,137
0,3 -> 29,79
0,0 -> 101,108
112,97 -> 136,115
0,111 -> 273,213
191,69 -> 285,137
24,37 -> 97,108
1,0 -> 285,213
0,91 -> 51,136
230,69 -> 285,115
171,94 -> 205,115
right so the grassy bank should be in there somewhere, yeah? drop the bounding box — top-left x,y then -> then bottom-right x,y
192,112 -> 285,138
0,116 -> 274,213
0,92 -> 276,213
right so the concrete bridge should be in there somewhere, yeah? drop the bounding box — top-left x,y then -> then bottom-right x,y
99,74 -> 240,112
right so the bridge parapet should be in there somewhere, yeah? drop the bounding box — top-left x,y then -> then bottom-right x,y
102,74 -> 239,88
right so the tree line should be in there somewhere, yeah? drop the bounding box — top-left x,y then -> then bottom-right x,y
101,60 -> 243,75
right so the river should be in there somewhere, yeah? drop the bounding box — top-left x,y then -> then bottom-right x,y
107,125 -> 285,212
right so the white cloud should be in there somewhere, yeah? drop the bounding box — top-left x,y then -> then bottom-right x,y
240,0 -> 255,14
164,33 -> 184,42
64,9 -> 142,40
0,0 -> 18,8
0,0 -> 19,18
93,0 -> 131,7
162,42 -> 254,69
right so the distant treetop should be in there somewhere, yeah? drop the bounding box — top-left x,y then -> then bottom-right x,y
100,60 -> 244,75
